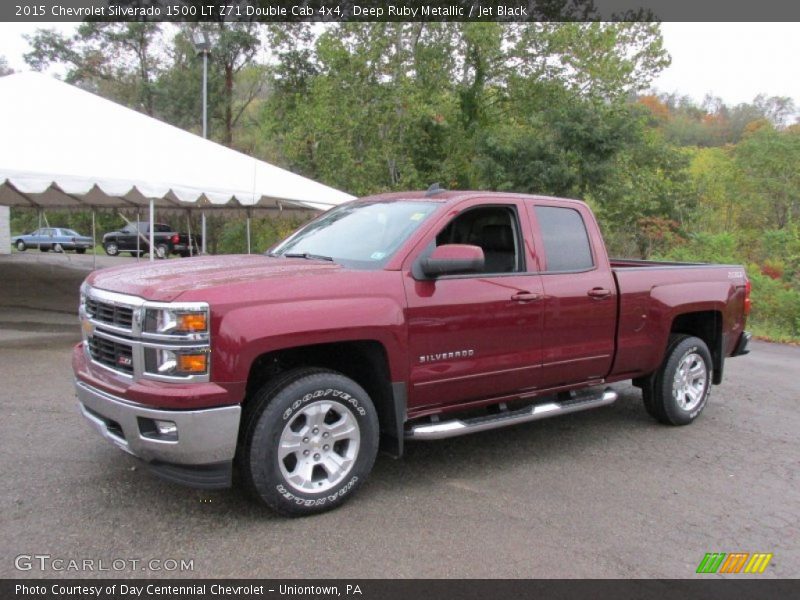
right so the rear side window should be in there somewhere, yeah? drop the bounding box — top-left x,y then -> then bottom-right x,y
534,206 -> 594,272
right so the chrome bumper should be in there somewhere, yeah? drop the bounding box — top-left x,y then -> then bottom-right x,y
76,379 -> 241,466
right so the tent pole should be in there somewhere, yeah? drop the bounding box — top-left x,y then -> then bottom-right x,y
91,208 -> 96,271
246,210 -> 251,255
201,211 -> 207,254
38,209 -> 42,229
149,199 -> 155,262
136,209 -> 140,261
187,210 -> 193,257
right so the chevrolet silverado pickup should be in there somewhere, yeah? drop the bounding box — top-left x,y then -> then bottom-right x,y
73,190 -> 751,515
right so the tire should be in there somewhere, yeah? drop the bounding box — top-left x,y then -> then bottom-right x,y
15,240 -> 26,251
642,334 -> 713,426
238,368 -> 379,516
155,244 -> 168,259
104,242 -> 119,256
53,243 -> 64,253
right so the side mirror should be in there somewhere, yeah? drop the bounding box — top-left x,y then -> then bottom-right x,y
420,244 -> 484,278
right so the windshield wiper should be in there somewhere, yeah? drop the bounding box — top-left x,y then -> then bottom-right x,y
283,252 -> 334,262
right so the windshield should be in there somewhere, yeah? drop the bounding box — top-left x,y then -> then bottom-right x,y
271,201 -> 439,269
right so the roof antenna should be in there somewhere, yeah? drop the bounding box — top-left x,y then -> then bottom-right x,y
426,183 -> 446,196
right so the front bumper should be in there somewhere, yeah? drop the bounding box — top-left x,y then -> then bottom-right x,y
76,379 -> 241,488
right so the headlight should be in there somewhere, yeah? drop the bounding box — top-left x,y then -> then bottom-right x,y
143,303 -> 209,338
145,347 -> 209,377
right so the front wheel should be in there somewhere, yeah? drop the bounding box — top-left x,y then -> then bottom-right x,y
104,242 -> 119,256
642,335 -> 712,425
15,240 -> 26,251
238,368 -> 379,516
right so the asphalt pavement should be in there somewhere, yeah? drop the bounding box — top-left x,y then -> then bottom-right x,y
0,253 -> 797,578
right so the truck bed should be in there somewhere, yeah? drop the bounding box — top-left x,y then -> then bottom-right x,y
608,259 -> 748,382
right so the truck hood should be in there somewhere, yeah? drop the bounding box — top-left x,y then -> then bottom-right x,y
86,255 -> 342,302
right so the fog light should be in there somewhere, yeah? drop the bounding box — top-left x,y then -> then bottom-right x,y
138,417 -> 178,441
155,420 -> 178,436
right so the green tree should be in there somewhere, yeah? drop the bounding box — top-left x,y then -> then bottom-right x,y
24,23 -> 164,116
735,124 -> 800,230
0,55 -> 13,76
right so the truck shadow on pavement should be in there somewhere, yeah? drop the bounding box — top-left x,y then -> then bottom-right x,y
93,385 -> 658,521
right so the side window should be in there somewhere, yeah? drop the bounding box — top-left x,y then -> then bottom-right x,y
122,224 -> 136,234
534,206 -> 594,272
155,224 -> 172,233
435,206 -> 523,274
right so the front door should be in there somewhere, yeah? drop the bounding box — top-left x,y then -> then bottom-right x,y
403,200 -> 545,412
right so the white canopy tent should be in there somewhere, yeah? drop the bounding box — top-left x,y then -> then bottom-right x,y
0,72 -> 355,261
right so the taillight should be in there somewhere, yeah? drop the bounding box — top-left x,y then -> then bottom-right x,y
171,234 -> 180,244
744,279 -> 752,316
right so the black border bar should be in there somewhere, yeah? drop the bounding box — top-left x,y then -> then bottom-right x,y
3,579 -> 800,600
3,0 -> 800,22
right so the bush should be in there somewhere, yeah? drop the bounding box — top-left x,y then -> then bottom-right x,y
747,266 -> 800,339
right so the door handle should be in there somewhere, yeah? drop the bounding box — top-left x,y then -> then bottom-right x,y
587,287 -> 611,299
511,292 -> 542,303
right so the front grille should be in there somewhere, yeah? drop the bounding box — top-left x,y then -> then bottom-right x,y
86,298 -> 134,329
87,336 -> 134,374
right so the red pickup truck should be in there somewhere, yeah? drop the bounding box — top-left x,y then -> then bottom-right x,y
73,190 -> 751,515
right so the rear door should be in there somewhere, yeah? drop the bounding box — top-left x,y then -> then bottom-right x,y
526,202 -> 617,387
403,198 -> 545,411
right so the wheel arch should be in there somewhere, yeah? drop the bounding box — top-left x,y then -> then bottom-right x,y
245,340 -> 406,457
669,310 -> 723,384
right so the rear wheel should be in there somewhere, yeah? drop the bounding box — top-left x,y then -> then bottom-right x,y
238,368 -> 379,516
15,240 -> 26,251
104,242 -> 119,256
155,243 -> 168,259
642,335 -> 712,425
53,243 -> 64,253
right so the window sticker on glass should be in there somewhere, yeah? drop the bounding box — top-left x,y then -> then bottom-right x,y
370,251 -> 386,260
410,213 -> 426,221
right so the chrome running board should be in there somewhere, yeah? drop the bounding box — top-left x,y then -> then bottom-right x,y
406,388 -> 618,441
